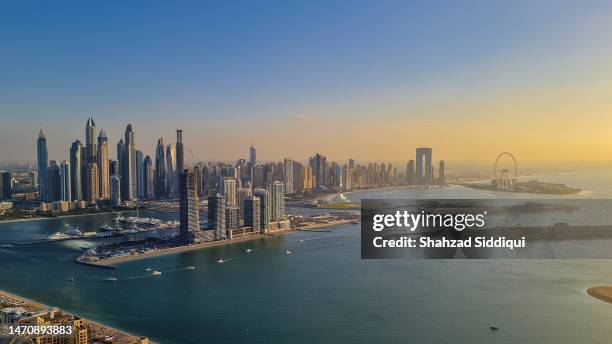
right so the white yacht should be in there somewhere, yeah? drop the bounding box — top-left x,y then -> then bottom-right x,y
152,270 -> 162,276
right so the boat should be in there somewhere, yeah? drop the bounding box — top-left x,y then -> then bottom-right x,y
285,250 -> 292,255
490,326 -> 499,331
66,276 -> 74,282
186,266 -> 196,270
152,270 -> 162,276
0,244 -> 13,248
104,277 -> 118,282
145,268 -> 152,272
245,249 -> 252,253
217,259 -> 225,264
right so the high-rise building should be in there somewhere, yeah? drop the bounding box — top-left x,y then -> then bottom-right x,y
117,138 -> 126,198
249,143 -> 256,168
124,124 -> 136,201
207,194 -> 226,240
225,206 -> 239,230
438,160 -> 445,185
194,165 -> 201,197
109,159 -> 119,177
84,118 -> 99,201
69,140 -> 83,201
175,129 -> 184,177
415,147 -> 433,185
271,181 -> 285,221
179,169 -> 199,243
60,161 -> 71,202
309,153 -> 327,189
29,171 -> 38,189
37,129 -> 48,200
143,156 -> 154,199
284,158 -> 294,194
303,165 -> 313,190
45,160 -> 61,202
110,175 -> 121,206
244,196 -> 261,233
223,178 -> 237,206
97,130 -> 109,199
406,160 -> 415,184
349,158 -> 355,170
292,161 -> 304,193
166,144 -> 176,197
237,187 -> 252,220
86,162 -> 99,203
1,172 -> 12,199
136,150 -> 144,199
155,138 -> 167,198
253,188 -> 270,232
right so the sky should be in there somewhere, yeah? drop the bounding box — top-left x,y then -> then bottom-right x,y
2,0 -> 612,164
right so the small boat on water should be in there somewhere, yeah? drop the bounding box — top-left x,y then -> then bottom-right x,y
285,250 -> 292,255
152,270 -> 162,276
217,259 -> 225,264
145,268 -> 152,272
245,249 -> 252,253
186,266 -> 196,270
66,276 -> 74,282
104,277 -> 118,282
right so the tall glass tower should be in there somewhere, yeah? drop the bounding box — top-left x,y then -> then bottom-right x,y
37,129 -> 48,201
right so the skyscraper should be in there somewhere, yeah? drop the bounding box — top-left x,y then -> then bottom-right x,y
109,159 -> 119,177
166,144 -> 176,197
223,178 -> 237,206
135,150 -> 144,199
86,162 -> 99,203
84,118 -> 99,201
175,129 -> 184,176
249,143 -> 256,167
415,148 -> 433,185
244,196 -> 261,233
253,188 -> 270,233
37,129 -> 48,200
271,181 -> 285,222
97,130 -> 109,199
110,175 -> 121,206
124,124 -> 136,201
438,160 -> 445,185
179,168 -> 199,243
284,158 -> 294,194
207,194 -> 226,240
406,160 -> 415,185
143,155 -> 154,199
155,138 -> 167,198
237,187 -> 252,220
309,153 -> 327,189
45,160 -> 61,202
69,140 -> 83,201
1,172 -> 12,199
60,161 -> 71,202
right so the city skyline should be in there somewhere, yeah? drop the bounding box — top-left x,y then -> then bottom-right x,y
3,2 -> 612,162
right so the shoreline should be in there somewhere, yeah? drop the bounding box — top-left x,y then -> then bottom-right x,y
587,286 -> 612,304
0,289 -> 148,343
82,218 -> 356,266
84,231 -> 291,266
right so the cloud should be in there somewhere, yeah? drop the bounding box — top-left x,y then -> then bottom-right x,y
293,115 -> 311,123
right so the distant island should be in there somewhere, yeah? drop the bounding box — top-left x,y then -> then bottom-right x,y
462,180 -> 581,195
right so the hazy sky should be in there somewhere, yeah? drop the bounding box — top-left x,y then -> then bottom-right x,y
2,1 -> 612,163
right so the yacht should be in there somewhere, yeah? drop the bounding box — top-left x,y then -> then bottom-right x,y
217,259 -> 225,264
285,250 -> 292,255
152,270 -> 162,276
104,277 -> 118,282
245,249 -> 253,253
185,266 -> 196,270
145,268 -> 152,272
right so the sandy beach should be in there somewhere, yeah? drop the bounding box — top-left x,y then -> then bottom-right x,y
587,286 -> 612,304
0,289 -> 146,343
88,233 -> 280,266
